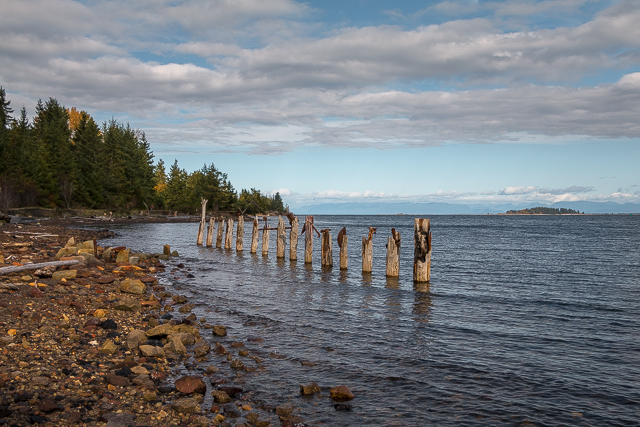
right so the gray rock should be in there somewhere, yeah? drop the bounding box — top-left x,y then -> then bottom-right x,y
171,397 -> 199,414
126,329 -> 147,349
139,345 -> 165,358
104,412 -> 136,427
223,403 -> 242,418
113,297 -> 141,312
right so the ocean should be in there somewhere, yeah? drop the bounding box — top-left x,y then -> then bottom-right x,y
97,214 -> 639,426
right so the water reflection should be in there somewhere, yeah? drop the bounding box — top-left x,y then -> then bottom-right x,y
412,283 -> 432,323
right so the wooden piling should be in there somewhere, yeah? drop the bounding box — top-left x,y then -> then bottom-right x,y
289,215 -> 299,261
262,219 -> 270,255
196,198 -> 207,245
413,218 -> 431,283
206,217 -> 215,247
386,228 -> 401,277
304,216 -> 314,264
321,229 -> 333,267
163,245 -> 171,256
338,227 -> 348,270
276,217 -> 286,258
216,217 -> 224,248
236,216 -> 244,251
250,217 -> 259,254
225,218 -> 234,249
362,227 -> 376,273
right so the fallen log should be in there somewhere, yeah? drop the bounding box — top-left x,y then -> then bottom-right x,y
0,260 -> 80,276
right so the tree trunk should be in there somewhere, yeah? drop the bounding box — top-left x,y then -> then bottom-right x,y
250,217 -> 259,254
339,235 -> 348,270
224,218 -> 234,249
262,221 -> 270,255
304,216 -> 313,264
276,216 -> 286,258
197,198 -> 207,245
413,218 -> 431,282
386,231 -> 400,277
321,229 -> 333,267
236,216 -> 244,251
216,217 -> 224,248
289,216 -> 299,261
206,217 -> 215,247
362,236 -> 373,273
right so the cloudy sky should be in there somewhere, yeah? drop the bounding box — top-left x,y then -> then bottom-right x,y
1,0 -> 639,210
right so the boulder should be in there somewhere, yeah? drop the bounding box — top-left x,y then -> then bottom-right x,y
300,383 -> 321,395
126,329 -> 147,349
171,397 -> 199,414
223,403 -> 242,418
212,325 -> 227,337
115,249 -> 130,264
330,385 -> 354,401
194,343 -> 211,358
211,390 -> 231,404
54,247 -> 77,260
169,332 -> 196,346
175,376 -> 206,394
139,345 -> 165,358
166,335 -> 186,354
119,279 -> 146,295
100,339 -> 118,354
106,374 -> 130,387
113,297 -> 141,312
145,324 -> 174,338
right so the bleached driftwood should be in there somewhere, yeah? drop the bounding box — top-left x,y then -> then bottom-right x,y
0,260 -> 80,276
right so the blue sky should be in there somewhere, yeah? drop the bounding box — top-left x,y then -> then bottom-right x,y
1,0 -> 639,210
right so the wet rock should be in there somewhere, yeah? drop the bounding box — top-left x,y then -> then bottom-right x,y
178,303 -> 194,313
212,390 -> 232,404
166,335 -> 187,354
334,403 -> 352,410
115,249 -> 130,264
212,325 -> 227,336
132,374 -> 155,389
218,386 -> 243,397
230,359 -> 245,370
275,403 -> 294,417
214,343 -> 227,355
131,365 -> 149,375
172,294 -> 187,303
173,323 -> 200,337
194,343 -> 211,358
126,329 -> 147,349
142,390 -> 156,401
97,275 -> 115,284
30,376 -> 50,387
205,365 -> 219,374
100,318 -> 118,330
94,308 -> 107,318
300,383 -> 321,395
172,397 -> 199,414
113,297 -> 141,312
239,349 -> 249,357
175,375 -> 206,394
192,415 -> 211,426
52,270 -> 77,280
146,323 -> 174,338
106,374 -> 130,387
230,341 -> 244,348
223,403 -> 242,418
139,345 -> 165,358
100,339 -> 118,354
38,398 -> 61,412
169,331 -> 196,346
103,412 -> 136,427
119,278 -> 146,295
330,385 -> 354,401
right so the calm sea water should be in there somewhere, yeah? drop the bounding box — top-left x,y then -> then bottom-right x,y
97,215 -> 639,426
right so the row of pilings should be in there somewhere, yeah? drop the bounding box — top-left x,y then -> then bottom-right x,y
196,201 -> 431,282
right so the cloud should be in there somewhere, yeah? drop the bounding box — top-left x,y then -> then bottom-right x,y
499,186 -> 537,195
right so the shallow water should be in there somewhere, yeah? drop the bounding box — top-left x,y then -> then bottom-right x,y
98,215 -> 640,426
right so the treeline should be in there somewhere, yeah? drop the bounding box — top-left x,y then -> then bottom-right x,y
0,88 -> 286,215
506,206 -> 583,215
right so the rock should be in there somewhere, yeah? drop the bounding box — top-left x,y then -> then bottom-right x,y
222,403 -> 242,418
139,345 -> 165,358
52,270 -> 77,280
238,349 -> 249,356
230,359 -> 245,370
175,375 -> 206,394
192,415 -> 211,426
94,308 -> 107,318
132,374 -> 155,389
129,256 -> 140,265
214,343 -> 227,354
205,365 -> 219,374
334,403 -> 352,410
54,247 -> 77,260
217,386 -> 243,397
172,397 -> 199,414
211,390 -> 232,404
275,403 -> 294,417
300,383 -> 321,395
170,250 -> 179,257
100,339 -> 118,354
106,374 -> 130,387
97,275 -> 115,284
166,335 -> 187,354
212,325 -> 227,337
115,249 -> 130,263
113,297 -> 141,312
31,376 -> 50,387
126,329 -> 147,349
178,304 -> 194,313
330,385 -> 354,401
169,332 -> 196,346
100,319 -> 118,330
119,279 -> 146,295
173,324 -> 200,337
194,343 -> 211,358
146,324 -> 174,338
131,365 -> 149,375
104,412 -> 136,427
143,390 -> 157,402
38,399 -> 60,412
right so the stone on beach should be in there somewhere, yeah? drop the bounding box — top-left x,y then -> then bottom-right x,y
52,269 -> 77,280
175,375 -> 206,394
126,329 -> 148,349
330,385 -> 354,401
139,345 -> 165,358
212,325 -> 227,336
100,339 -> 118,354
172,397 -> 200,414
300,383 -> 321,395
166,335 -> 187,354
146,323 -> 174,338
115,249 -> 130,263
211,390 -> 232,404
119,278 -> 146,294
113,297 -> 141,312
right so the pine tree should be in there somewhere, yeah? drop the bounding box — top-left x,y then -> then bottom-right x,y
72,111 -> 103,207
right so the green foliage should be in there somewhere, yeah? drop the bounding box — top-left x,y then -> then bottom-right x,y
506,206 -> 583,215
0,89 -> 287,214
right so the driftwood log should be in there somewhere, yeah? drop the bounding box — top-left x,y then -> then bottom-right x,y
0,260 -> 80,276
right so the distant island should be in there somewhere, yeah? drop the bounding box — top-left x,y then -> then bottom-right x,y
505,206 -> 583,215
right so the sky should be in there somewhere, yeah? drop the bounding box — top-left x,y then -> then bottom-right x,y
1,0 -> 639,211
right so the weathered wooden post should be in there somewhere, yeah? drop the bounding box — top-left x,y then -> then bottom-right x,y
276,216 -> 286,258
262,217 -> 270,255
236,216 -> 244,251
304,216 -> 314,264
225,218 -> 234,249
196,198 -> 208,245
386,228 -> 401,277
338,227 -> 348,270
216,217 -> 224,248
289,214 -> 299,261
362,227 -> 376,273
250,217 -> 259,254
206,217 -> 215,247
413,218 -> 431,282
321,229 -> 333,267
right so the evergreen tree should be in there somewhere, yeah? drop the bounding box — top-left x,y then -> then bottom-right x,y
72,111 -> 103,207
164,160 -> 188,211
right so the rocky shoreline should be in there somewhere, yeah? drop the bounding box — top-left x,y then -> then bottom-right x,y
0,220 -> 332,426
